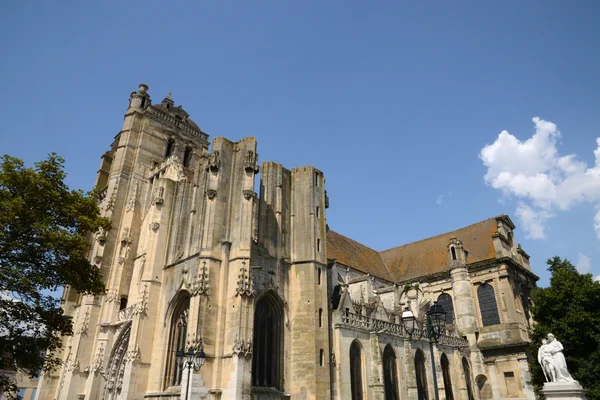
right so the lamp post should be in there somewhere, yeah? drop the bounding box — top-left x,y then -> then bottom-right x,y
176,346 -> 206,400
401,301 -> 447,400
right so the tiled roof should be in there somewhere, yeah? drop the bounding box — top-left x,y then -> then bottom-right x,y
380,217 -> 498,282
326,230 -> 393,281
327,217 -> 500,283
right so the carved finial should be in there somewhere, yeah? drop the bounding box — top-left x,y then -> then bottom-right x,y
167,90 -> 172,98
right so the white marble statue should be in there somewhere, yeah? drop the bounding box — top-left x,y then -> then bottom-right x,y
538,339 -> 557,382
538,333 -> 575,383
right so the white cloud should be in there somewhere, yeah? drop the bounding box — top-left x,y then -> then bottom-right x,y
576,253 -> 592,274
480,118 -> 600,240
436,191 -> 452,206
515,202 -> 552,239
595,275 -> 600,282
595,210 -> 600,241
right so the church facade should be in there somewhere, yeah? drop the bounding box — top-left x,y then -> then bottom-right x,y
35,84 -> 538,400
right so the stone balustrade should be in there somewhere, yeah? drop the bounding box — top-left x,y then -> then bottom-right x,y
336,310 -> 469,348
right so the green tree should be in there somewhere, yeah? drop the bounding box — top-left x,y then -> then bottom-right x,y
528,256 -> 600,399
0,154 -> 110,397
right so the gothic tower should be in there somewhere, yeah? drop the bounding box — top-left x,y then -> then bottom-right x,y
37,84 -> 331,400
37,84 -> 213,399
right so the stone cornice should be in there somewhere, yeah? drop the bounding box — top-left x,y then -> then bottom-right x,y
145,106 -> 209,145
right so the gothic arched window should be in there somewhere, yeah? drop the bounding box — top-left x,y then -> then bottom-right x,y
252,291 -> 284,390
350,340 -> 363,400
437,293 -> 455,324
415,349 -> 428,400
103,323 -> 131,400
165,138 -> 175,158
477,283 -> 500,326
441,353 -> 454,400
165,293 -> 190,388
462,357 -> 475,400
383,345 -> 399,400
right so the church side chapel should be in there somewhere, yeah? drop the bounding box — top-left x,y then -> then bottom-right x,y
35,84 -> 538,400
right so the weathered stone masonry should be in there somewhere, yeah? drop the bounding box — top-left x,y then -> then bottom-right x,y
35,84 -> 538,400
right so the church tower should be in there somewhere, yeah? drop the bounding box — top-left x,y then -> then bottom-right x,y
37,84 -> 212,400
37,84 -> 331,400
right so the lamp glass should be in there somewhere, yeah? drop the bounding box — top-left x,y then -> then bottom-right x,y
401,306 -> 416,336
426,301 -> 446,338
175,349 -> 184,367
195,350 -> 206,368
186,347 -> 196,364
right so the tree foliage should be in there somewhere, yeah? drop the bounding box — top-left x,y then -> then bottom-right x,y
0,154 -> 110,396
528,256 -> 600,399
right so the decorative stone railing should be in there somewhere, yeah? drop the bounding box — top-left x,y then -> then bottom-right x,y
337,310 -> 469,348
437,333 -> 469,348
338,310 -> 405,336
146,106 -> 208,142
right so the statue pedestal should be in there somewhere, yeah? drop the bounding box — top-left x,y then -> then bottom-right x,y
541,381 -> 587,400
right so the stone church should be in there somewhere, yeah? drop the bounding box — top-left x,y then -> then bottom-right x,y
35,84 -> 538,400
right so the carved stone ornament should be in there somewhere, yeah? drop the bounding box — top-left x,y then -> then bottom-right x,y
120,227 -> 133,245
117,305 -> 134,322
152,186 -> 164,206
101,324 -> 131,400
206,189 -> 217,200
90,343 -> 105,373
96,228 -> 107,245
232,337 -> 253,357
124,346 -> 140,364
104,289 -> 119,303
244,150 -> 259,174
74,308 -> 90,334
191,260 -> 210,297
104,178 -> 119,212
207,150 -> 220,173
66,358 -> 80,372
243,189 -> 256,201
149,222 -> 160,232
235,261 -> 253,298
133,284 -> 149,316
126,183 -> 138,212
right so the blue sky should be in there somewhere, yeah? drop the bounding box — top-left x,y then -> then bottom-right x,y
2,1 -> 599,287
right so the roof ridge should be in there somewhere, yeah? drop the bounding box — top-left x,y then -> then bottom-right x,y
379,216 -> 498,255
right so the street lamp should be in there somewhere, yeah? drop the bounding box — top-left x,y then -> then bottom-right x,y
401,301 -> 447,400
176,346 -> 206,400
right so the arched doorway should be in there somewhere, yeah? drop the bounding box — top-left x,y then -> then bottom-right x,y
462,357 -> 475,400
102,322 -> 131,400
383,345 -> 399,400
415,349 -> 428,400
252,291 -> 284,390
350,340 -> 363,400
476,374 -> 493,400
441,353 -> 454,400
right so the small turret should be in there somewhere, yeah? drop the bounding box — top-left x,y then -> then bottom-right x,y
448,237 -> 467,268
161,91 -> 175,110
448,236 -> 478,335
128,84 -> 151,110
